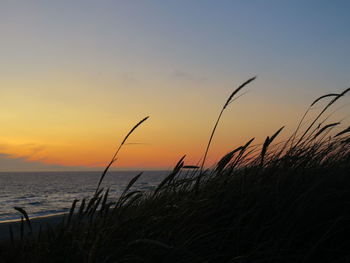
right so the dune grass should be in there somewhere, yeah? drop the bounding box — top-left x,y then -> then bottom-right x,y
1,80 -> 350,262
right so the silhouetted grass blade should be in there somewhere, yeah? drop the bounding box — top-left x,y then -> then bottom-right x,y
96,116 -> 149,192
14,207 -> 32,234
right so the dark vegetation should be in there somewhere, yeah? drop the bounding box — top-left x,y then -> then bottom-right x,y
1,78 -> 350,262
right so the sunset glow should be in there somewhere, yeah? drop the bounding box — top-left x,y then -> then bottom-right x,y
1,1 -> 349,170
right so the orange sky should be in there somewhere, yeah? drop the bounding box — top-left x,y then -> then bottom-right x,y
1,1 -> 349,171
0,73 -> 318,170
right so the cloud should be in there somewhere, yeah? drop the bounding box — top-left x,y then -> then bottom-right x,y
0,141 -> 103,171
171,70 -> 207,82
0,142 -> 48,162
0,153 -> 89,172
120,73 -> 138,84
0,153 -> 57,171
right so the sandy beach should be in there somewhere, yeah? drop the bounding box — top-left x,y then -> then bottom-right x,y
0,213 -> 66,241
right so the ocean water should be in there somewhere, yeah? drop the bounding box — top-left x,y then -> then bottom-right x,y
0,171 -> 167,222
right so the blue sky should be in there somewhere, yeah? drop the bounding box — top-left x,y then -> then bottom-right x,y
0,1 -> 349,170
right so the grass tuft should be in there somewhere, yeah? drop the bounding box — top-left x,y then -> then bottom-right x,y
1,80 -> 350,263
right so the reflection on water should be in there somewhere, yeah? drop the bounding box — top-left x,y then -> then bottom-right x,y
0,171 -> 167,221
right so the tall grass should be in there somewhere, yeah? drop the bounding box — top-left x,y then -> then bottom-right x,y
96,116 -> 149,192
199,76 -> 256,174
1,80 -> 350,263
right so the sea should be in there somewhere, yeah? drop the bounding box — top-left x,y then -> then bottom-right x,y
0,171 -> 167,222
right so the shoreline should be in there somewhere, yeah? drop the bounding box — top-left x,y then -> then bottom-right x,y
0,211 -> 67,224
0,213 -> 66,241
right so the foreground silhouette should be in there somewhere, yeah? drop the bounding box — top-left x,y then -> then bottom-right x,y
1,79 -> 350,262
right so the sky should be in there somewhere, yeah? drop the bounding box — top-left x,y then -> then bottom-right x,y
0,0 -> 349,171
